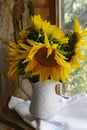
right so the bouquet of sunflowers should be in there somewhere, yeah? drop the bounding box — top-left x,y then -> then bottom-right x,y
8,15 -> 87,83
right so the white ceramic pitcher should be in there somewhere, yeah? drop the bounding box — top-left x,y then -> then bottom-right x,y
21,78 -> 62,119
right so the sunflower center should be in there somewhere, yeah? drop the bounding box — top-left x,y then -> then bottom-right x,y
35,47 -> 57,66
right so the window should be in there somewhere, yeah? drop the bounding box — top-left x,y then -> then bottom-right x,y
58,0 -> 87,96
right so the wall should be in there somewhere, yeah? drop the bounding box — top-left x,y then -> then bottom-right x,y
0,0 -> 49,129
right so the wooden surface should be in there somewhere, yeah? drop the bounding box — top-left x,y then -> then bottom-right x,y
0,107 -> 35,130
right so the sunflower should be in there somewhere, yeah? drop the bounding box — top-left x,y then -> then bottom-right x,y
31,15 -> 56,34
23,34 -> 70,82
8,39 -> 32,77
7,15 -> 87,83
31,15 -> 44,31
68,19 -> 87,69
7,42 -> 20,77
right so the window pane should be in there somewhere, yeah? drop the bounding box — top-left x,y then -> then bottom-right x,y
63,0 -> 87,96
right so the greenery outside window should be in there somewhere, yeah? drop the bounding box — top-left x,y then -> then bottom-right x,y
63,0 -> 87,96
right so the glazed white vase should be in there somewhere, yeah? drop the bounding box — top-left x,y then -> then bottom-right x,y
22,79 -> 62,119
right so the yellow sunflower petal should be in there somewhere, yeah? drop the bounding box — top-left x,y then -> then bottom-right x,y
25,60 -> 37,73
47,48 -> 52,58
74,19 -> 81,32
18,43 -> 31,51
31,15 -> 43,31
50,66 -> 59,82
70,56 -> 81,69
40,67 -> 50,82
44,33 -> 50,47
8,61 -> 18,77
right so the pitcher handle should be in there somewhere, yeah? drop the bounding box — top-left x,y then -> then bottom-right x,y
55,81 -> 62,95
21,77 -> 32,100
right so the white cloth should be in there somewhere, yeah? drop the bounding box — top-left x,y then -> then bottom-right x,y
8,93 -> 87,130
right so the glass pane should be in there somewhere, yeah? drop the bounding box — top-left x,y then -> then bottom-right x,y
64,0 -> 87,29
63,0 -> 87,96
